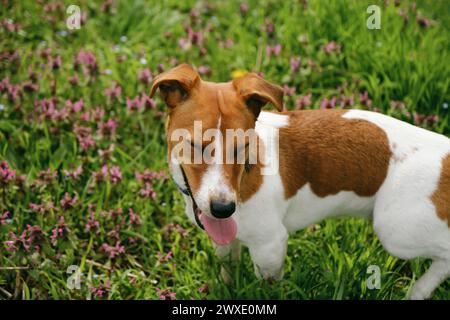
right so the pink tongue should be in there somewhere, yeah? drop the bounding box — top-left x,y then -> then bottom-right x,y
199,213 -> 237,245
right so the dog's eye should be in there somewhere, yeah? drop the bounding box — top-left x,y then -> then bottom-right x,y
244,160 -> 252,172
188,140 -> 204,152
234,142 -> 249,162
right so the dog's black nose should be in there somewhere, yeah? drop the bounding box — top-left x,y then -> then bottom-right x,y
210,201 -> 236,219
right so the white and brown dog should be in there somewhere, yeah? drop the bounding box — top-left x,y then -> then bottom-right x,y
150,64 -> 450,299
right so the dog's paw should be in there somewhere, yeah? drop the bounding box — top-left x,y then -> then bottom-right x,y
409,283 -> 431,300
253,264 -> 284,283
409,291 -> 427,300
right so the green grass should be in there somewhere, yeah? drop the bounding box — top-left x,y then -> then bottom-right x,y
0,0 -> 449,300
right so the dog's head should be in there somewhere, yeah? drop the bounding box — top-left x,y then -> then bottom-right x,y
150,64 -> 283,244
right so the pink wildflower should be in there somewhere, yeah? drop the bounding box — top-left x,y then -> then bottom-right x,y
85,211 -> 100,233
98,144 -> 115,162
240,2 -> 249,14
135,170 -> 167,183
92,107 -> 106,121
295,93 -> 312,109
156,288 -> 176,300
264,19 -> 275,36
50,55 -> 62,70
92,165 -> 122,184
74,49 -> 98,75
69,74 -> 79,86
107,226 -> 121,241
50,216 -> 69,245
140,183 -> 157,199
29,201 -> 55,214
138,68 -> 153,85
198,65 -> 211,76
141,94 -> 156,110
416,15 -> 432,28
22,81 -> 39,93
0,160 -> 16,185
92,165 -> 109,182
266,44 -> 282,58
340,94 -> 355,108
101,241 -> 125,258
198,284 -> 209,293
163,223 -> 188,238
98,118 -> 117,136
104,82 -> 122,100
60,192 -> 78,210
157,251 -> 173,263
0,211 -> 10,225
90,279 -> 111,298
283,85 -> 296,96
74,125 -> 96,151
64,165 -> 83,180
128,208 -> 141,226
34,168 -> 58,186
290,57 -> 301,73
359,91 -> 372,108
109,166 -> 122,184
321,41 -> 341,54
126,95 -> 142,111
40,48 -> 52,60
319,96 -> 337,109
66,99 -> 84,113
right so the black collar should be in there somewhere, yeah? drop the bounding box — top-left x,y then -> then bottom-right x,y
178,165 -> 204,230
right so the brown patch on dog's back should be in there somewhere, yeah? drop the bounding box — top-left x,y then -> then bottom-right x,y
278,109 -> 392,198
431,153 -> 450,227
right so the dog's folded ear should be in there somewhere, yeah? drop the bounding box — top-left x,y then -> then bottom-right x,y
233,73 -> 284,117
150,64 -> 199,108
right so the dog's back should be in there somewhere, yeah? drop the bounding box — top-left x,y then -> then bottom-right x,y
264,108 -> 450,299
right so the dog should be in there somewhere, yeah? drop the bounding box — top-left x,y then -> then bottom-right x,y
150,63 -> 450,300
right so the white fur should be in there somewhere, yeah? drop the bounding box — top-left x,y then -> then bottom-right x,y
169,158 -> 186,191
257,111 -> 290,128
343,110 -> 450,299
173,109 -> 450,299
195,116 -> 236,215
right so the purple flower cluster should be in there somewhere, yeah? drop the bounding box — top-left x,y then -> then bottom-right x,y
101,241 -> 125,259
90,279 -> 111,298
321,41 -> 341,55
163,223 -> 188,238
50,216 -> 69,245
92,165 -> 122,184
0,161 -> 16,185
135,170 -> 167,199
6,224 -> 45,252
75,49 -> 99,78
126,94 -> 156,111
0,211 -> 10,225
156,288 -> 176,300
157,251 -> 173,263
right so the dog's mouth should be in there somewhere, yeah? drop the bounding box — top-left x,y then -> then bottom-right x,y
179,166 -> 237,245
196,204 -> 237,246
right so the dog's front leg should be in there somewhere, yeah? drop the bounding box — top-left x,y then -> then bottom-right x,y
248,231 -> 288,281
214,240 -> 241,284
